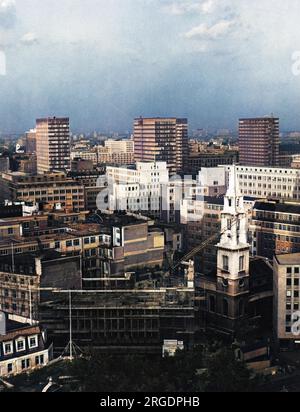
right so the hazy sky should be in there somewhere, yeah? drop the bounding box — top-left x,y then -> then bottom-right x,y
0,0 -> 300,133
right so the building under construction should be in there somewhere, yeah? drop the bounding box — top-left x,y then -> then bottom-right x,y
39,285 -> 196,355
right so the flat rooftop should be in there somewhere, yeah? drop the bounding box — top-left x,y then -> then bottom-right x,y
134,117 -> 187,121
275,253 -> 300,265
6,319 -> 30,332
254,201 -> 300,215
98,212 -> 149,227
239,117 -> 279,121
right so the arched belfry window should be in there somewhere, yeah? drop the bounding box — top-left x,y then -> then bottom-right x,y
223,255 -> 229,271
239,255 -> 245,272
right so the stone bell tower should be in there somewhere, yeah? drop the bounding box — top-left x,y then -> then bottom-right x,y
216,165 -> 250,331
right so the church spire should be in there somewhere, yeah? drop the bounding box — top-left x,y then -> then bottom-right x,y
218,165 -> 248,249
214,166 -> 251,330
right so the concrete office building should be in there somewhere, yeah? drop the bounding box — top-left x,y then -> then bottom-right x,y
104,162 -> 169,219
220,165 -> 300,201
274,253 -> 300,350
0,171 -> 85,212
186,150 -> 238,175
0,157 -> 10,173
250,200 -> 300,259
104,138 -> 134,154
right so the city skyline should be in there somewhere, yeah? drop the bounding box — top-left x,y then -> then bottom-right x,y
2,1 -> 300,395
0,0 -> 300,133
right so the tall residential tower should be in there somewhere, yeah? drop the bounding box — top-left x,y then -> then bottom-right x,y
239,116 -> 279,166
133,117 -> 188,175
36,117 -> 71,174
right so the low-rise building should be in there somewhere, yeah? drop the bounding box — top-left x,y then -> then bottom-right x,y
0,251 -> 82,320
84,186 -> 106,211
0,212 -> 165,292
71,158 -> 95,172
17,154 -> 37,174
25,129 -> 37,154
70,149 -> 98,165
0,201 -> 39,219
68,169 -> 105,188
0,157 -> 10,173
185,150 -> 238,174
274,253 -> 300,350
0,171 -> 85,212
0,313 -> 52,377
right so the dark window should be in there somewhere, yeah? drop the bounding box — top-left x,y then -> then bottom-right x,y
223,299 -> 229,317
209,296 -> 216,312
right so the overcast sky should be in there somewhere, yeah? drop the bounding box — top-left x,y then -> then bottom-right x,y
0,0 -> 300,133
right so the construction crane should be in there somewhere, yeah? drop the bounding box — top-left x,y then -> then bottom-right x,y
170,209 -> 253,272
171,230 -> 223,271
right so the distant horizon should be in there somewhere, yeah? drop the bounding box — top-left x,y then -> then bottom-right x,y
0,113 -> 289,135
0,112 -> 297,136
1,124 -> 300,138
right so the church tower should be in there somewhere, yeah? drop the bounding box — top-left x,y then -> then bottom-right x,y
216,165 -> 250,331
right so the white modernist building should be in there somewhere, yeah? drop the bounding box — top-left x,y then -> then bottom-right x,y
221,165 -> 300,201
105,162 -> 169,218
184,165 -> 300,201
102,163 -> 299,224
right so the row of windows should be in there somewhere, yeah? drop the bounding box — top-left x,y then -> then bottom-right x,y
17,189 -> 83,197
5,355 -> 45,374
287,278 -> 300,286
286,290 -> 300,298
260,233 -> 300,243
4,243 -> 50,255
0,273 -> 34,284
287,267 -> 300,275
258,222 -> 300,233
2,289 -> 28,298
1,335 -> 38,357
239,174 -> 296,181
0,235 -> 112,257
242,182 -> 294,190
255,212 -> 299,221
241,189 -> 297,198
237,167 -> 294,175
1,302 -> 27,313
286,302 -> 299,311
0,275 -> 35,285
222,255 -> 245,272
